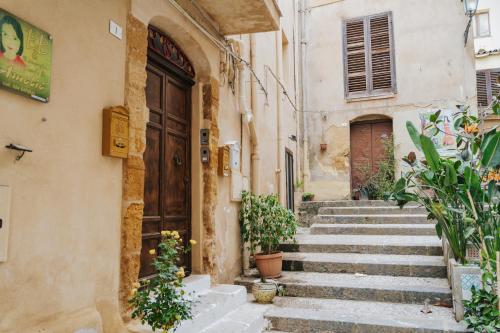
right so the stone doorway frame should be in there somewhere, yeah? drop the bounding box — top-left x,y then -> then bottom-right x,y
118,13 -> 220,317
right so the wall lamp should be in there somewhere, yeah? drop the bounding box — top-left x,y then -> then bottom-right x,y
5,143 -> 32,161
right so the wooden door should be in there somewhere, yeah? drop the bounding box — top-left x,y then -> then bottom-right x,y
140,59 -> 192,279
285,150 -> 294,211
350,120 -> 392,196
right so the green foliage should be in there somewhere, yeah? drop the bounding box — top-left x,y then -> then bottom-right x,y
464,271 -> 500,333
240,191 -> 298,255
389,98 -> 500,332
302,192 -> 315,201
294,179 -> 304,190
129,231 -> 194,332
358,134 -> 395,200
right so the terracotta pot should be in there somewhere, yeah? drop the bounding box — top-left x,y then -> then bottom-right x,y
255,251 -> 283,278
252,280 -> 277,304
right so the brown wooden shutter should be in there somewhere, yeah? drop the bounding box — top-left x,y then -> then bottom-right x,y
369,13 -> 394,92
476,71 -> 489,107
344,18 -> 368,96
344,12 -> 395,99
477,69 -> 500,108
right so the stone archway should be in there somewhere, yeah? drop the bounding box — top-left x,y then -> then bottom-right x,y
119,12 -> 220,317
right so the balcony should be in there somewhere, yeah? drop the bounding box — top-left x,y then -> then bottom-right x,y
192,0 -> 281,35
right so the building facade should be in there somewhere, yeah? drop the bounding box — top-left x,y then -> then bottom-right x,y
0,0 -> 300,332
301,0 -> 477,200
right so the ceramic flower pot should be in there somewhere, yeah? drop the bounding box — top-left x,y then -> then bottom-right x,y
252,280 -> 277,304
255,251 -> 283,278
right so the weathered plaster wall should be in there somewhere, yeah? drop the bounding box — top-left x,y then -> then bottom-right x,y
0,0 -> 128,332
303,0 -> 477,200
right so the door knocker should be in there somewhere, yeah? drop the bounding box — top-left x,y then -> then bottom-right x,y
173,152 -> 182,166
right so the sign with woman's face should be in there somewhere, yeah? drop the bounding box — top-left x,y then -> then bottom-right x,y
0,9 -> 52,102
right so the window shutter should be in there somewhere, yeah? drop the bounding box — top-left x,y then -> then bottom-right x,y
477,69 -> 500,108
369,13 -> 394,92
344,18 -> 368,96
344,12 -> 396,99
476,71 -> 489,107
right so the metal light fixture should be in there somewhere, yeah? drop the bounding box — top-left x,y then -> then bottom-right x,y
463,0 -> 478,15
462,0 -> 479,46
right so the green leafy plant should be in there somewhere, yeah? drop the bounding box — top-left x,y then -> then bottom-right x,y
388,97 -> 500,332
464,271 -> 500,333
302,192 -> 315,201
240,191 -> 298,255
129,231 -> 196,332
357,134 -> 395,200
294,179 -> 304,191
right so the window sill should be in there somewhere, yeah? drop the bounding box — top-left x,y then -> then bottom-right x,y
346,93 -> 396,103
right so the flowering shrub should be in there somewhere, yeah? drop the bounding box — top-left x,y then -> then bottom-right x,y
129,230 -> 197,332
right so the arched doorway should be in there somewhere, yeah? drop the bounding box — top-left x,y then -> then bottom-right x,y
140,26 -> 195,279
350,115 -> 393,199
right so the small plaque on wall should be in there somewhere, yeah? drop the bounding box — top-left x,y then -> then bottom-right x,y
102,106 -> 129,158
0,8 -> 53,102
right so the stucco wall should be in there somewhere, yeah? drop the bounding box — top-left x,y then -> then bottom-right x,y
0,0 -> 128,332
302,0 -> 477,200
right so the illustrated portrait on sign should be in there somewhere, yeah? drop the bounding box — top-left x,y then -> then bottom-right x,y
0,15 -> 25,66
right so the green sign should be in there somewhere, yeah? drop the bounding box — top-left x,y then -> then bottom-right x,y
0,9 -> 52,102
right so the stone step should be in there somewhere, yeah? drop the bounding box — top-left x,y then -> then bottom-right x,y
302,200 -> 401,208
266,297 -> 468,333
281,252 -> 446,277
314,214 -> 429,224
280,234 -> 443,256
235,272 -> 451,305
175,284 -> 248,333
310,223 -> 436,236
318,206 -> 426,215
199,300 -> 270,333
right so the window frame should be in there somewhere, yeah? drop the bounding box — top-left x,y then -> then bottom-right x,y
342,11 -> 397,101
476,68 -> 500,108
474,10 -> 491,38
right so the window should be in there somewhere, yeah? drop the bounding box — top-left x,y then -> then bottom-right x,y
343,12 -> 396,100
476,69 -> 500,108
475,11 -> 490,37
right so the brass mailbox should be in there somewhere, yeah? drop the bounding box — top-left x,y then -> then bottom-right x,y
102,106 -> 129,158
218,145 -> 230,177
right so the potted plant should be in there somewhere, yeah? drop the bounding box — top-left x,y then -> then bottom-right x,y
251,277 -> 286,304
240,192 -> 297,278
302,192 -> 315,202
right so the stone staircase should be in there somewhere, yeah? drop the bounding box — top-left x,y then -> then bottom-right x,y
237,200 -> 469,333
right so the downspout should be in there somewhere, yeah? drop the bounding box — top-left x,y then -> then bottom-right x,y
300,0 -> 310,191
236,37 -> 258,272
249,35 -> 260,195
275,29 -> 284,203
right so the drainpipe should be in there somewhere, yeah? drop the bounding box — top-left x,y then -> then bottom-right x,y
300,0 -> 310,191
275,29 -> 284,203
236,37 -> 258,272
249,35 -> 260,196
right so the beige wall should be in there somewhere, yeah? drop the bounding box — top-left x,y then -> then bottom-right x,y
0,0 -> 128,332
302,0 -> 477,200
0,0 -> 299,331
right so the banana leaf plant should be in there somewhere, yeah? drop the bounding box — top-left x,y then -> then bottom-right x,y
388,101 -> 500,276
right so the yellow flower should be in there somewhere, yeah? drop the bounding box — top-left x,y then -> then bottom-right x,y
161,230 -> 170,236
175,314 -> 182,321
189,239 -> 197,245
132,282 -> 140,288
172,230 -> 179,236
176,267 -> 185,278
149,249 -> 156,255
130,288 -> 138,296
465,123 -> 479,134
174,234 -> 180,239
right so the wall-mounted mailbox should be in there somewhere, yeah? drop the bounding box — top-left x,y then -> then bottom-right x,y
102,106 -> 129,158
0,185 -> 11,262
201,147 -> 210,163
218,145 -> 230,177
200,129 -> 210,145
